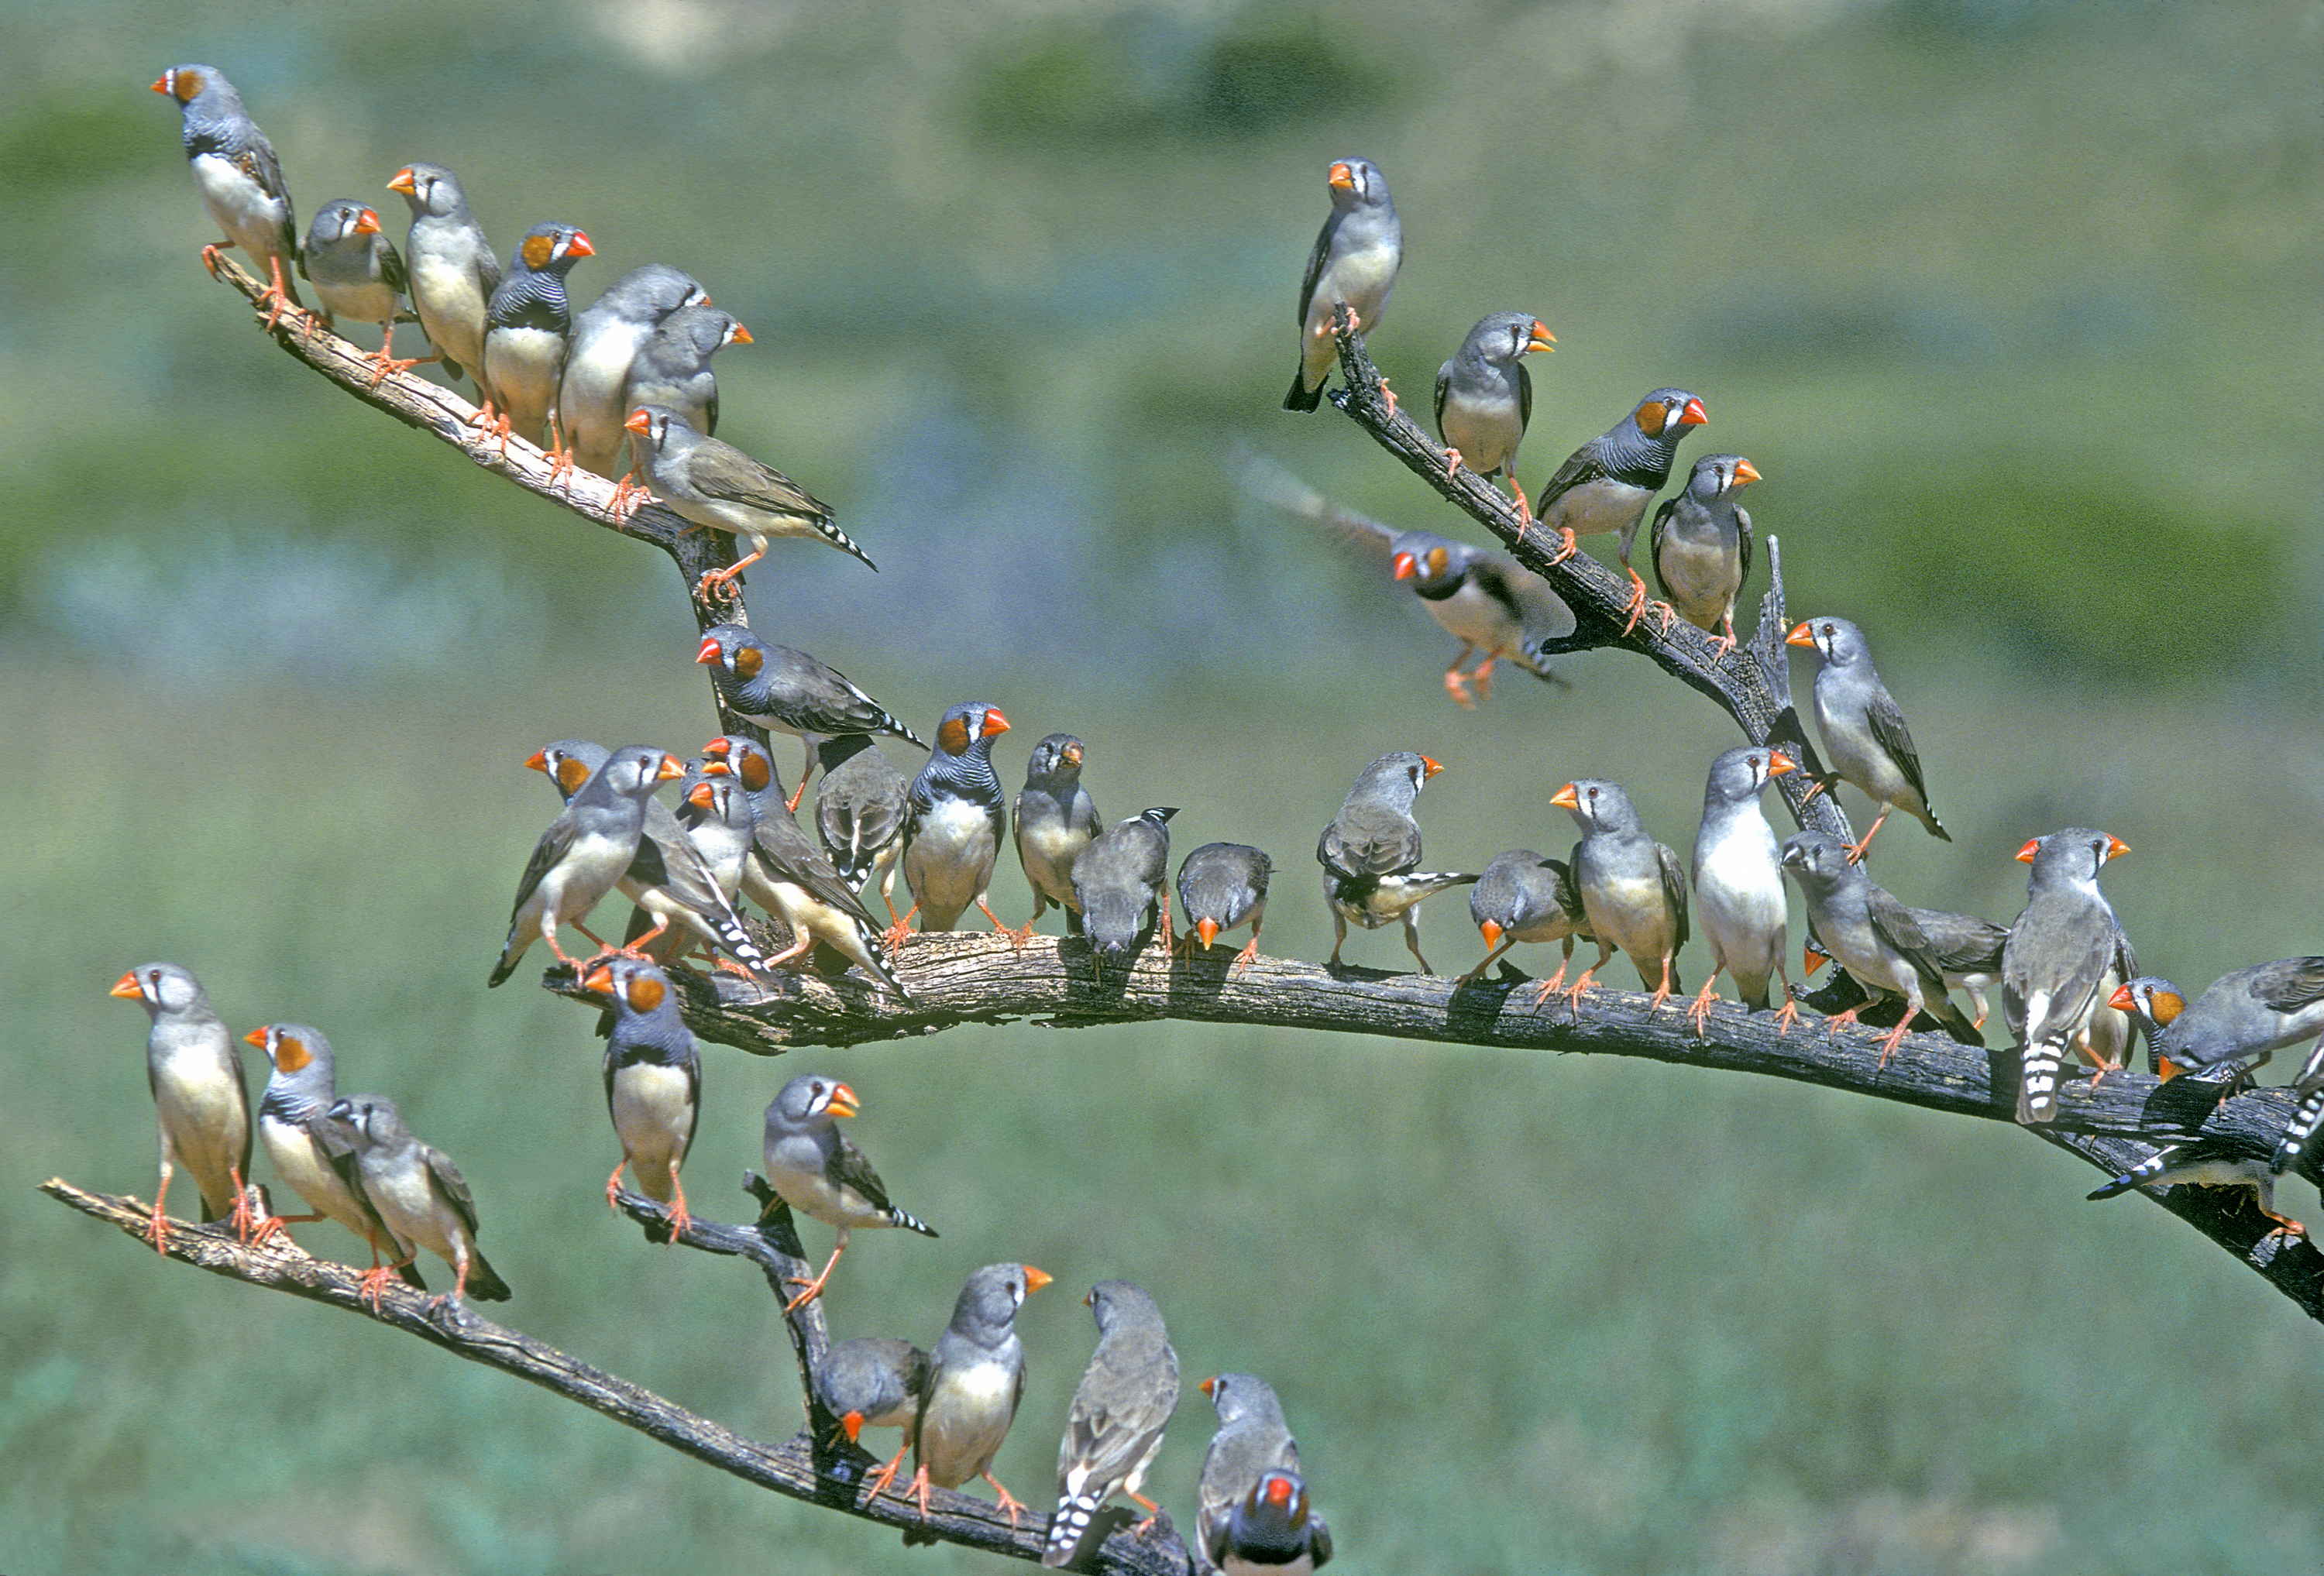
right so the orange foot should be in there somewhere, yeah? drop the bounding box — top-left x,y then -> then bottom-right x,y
1442,447 -> 1464,479
200,241 -> 232,276
862,1442 -> 912,1504
1876,1018 -> 1910,1067
229,1171 -> 258,1242
544,445 -> 578,490
145,1203 -> 171,1255
1686,979 -> 1721,1039
1526,962 -> 1571,1010
1377,377 -> 1398,419
1706,616 -> 1738,663
1543,527 -> 1580,565
664,1183 -> 693,1241
1233,935 -> 1261,974
605,1163 -> 627,1211
1442,667 -> 1476,709
1772,998 -> 1801,1036
783,1265 -> 836,1313
357,1264 -> 399,1312
1824,1005 -> 1863,1039
609,474 -> 650,521
1562,967 -> 1600,1015
983,1472 -> 1029,1530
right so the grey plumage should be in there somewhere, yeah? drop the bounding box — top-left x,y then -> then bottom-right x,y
153,65 -> 301,319
1195,1375 -> 1326,1576
1042,1281 -> 1180,1567
2087,1132 -> 2307,1244
326,1094 -> 511,1307
1651,454 -> 1760,653
904,1262 -> 1050,1537
1553,778 -> 1690,1008
1073,808 -> 1178,963
1220,1470 -> 1333,1576
1286,157 -> 1400,411
761,1075 -> 937,1310
816,733 -> 911,915
583,955 -> 701,1238
1787,615 -> 1949,856
1016,735 -> 1102,937
902,702 -> 1014,935
248,1021 -> 421,1288
490,743 -> 683,987
2113,960 -> 2324,1081
696,624 -> 924,807
623,303 -> 749,438
1434,311 -> 1555,489
299,199 -> 414,377
112,962 -> 253,1248
1690,746 -> 1794,1021
480,221 -> 594,447
1780,832 -> 1981,1063
560,265 -> 711,478
816,1336 -> 930,1453
387,161 -> 497,388
1530,389 -> 1707,572
627,405 -> 871,596
1318,752 -> 1473,973
2001,828 -> 2135,1124
1463,849 -> 1585,992
1178,843 -> 1273,969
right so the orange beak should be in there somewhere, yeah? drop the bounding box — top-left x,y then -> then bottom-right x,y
1196,918 -> 1221,947
703,736 -> 732,757
1803,945 -> 1828,977
655,754 -> 686,781
2014,837 -> 2042,864
1785,621 -> 1815,647
981,709 -> 1011,738
2107,984 -> 2136,1011
352,207 -> 382,235
826,1083 -> 861,1118
686,782 -> 716,809
1266,1476 -> 1294,1507
1023,1265 -> 1053,1293
1419,756 -> 1442,778
695,635 -> 722,665
1549,782 -> 1580,810
387,167 -> 417,195
1766,750 -> 1796,776
2157,1056 -> 2183,1082
524,749 -> 549,773
1732,458 -> 1761,486
2106,836 -> 2130,860
149,73 -> 171,94
1391,551 -> 1418,581
1327,161 -> 1355,191
701,761 -> 732,778
1199,1377 -> 1219,1399
1479,919 -> 1504,950
242,1028 -> 270,1049
108,970 -> 143,999
1525,321 -> 1556,353
625,408 -> 654,437
1679,397 -> 1707,426
840,1412 -> 864,1444
731,323 -> 754,345
1061,741 -> 1083,767
582,963 -> 617,995
565,230 -> 595,258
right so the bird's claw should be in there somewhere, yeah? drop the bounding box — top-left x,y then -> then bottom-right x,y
1442,668 -> 1477,709
1442,447 -> 1464,479
357,1264 -> 398,1312
1773,999 -> 1801,1036
1542,527 -> 1580,565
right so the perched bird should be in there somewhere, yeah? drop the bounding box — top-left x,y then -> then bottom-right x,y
2087,1134 -> 2306,1245
901,1262 -> 1053,1533
2002,828 -> 2135,1124
695,624 -> 924,812
1689,746 -> 1797,1032
1177,843 -> 1274,972
580,956 -> 701,1238
1779,832 -> 1982,1063
2109,961 -> 2324,1083
1434,311 -> 1556,513
1042,1281 -> 1180,1567
300,200 -> 418,384
386,162 -> 497,391
1464,849 -> 1586,996
1285,157 -> 1401,413
1195,1375 -> 1328,1576
327,1094 -> 511,1310
1786,616 -> 1949,860
1551,778 -> 1690,1011
110,963 -> 253,1252
621,303 -> 751,439
1530,389 -> 1708,626
701,735 -> 906,996
1016,735 -> 1102,939
627,407 -> 870,599
899,702 -> 1016,939
815,733 -> 911,920
1318,752 -> 1473,973
1240,454 -> 1573,709
816,1336 -> 930,1494
476,221 -> 595,457
151,65 -> 302,327
1651,454 -> 1762,658
761,1074 -> 937,1310
1219,1471 -> 1333,1576
1898,906 -> 2010,1031
2272,1058 -> 2324,1181
559,265 -> 710,489
1073,808 -> 1179,963
676,769 -> 758,905
489,743 -> 684,987
526,738 -> 769,978
242,1022 -> 421,1297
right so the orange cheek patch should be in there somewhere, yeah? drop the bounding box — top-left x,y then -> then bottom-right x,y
1635,400 -> 1667,434
176,70 -> 205,100
521,235 -> 555,270
740,754 -> 772,794
733,646 -> 763,679
628,977 -> 666,1014
275,1034 -> 311,1073
937,717 -> 971,756
556,759 -> 592,794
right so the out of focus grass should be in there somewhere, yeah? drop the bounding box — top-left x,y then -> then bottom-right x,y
7,0 -> 2324,1571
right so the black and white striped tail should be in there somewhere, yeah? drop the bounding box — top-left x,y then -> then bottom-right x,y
707,908 -> 775,977
816,516 -> 880,574
885,1204 -> 937,1238
2088,1149 -> 2171,1200
2270,1084 -> 2324,1177
2018,1040 -> 2065,1124
1042,1492 -> 1102,1567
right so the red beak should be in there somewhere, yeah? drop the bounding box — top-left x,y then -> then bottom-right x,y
731,323 -> 754,345
1679,397 -> 1707,425
109,969 -> 143,999
583,963 -> 617,995
2107,984 -> 2135,1011
1732,458 -> 1761,486
2014,837 -> 2042,865
1785,621 -> 1815,647
982,709 -> 1011,738
1196,918 -> 1221,948
1766,750 -> 1796,776
2106,836 -> 2130,860
695,636 -> 722,665
242,1028 -> 270,1049
1419,756 -> 1442,778
352,208 -> 382,235
1549,782 -> 1580,810
149,73 -> 171,94
624,408 -> 653,436
1479,920 -> 1504,950
686,782 -> 716,808
565,231 -> 595,258
1391,551 -> 1418,581
524,749 -> 548,773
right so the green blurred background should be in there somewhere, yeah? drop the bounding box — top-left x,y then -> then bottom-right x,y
9,1 -> 2323,1571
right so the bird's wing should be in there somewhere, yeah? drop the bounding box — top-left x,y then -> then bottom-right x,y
1432,362 -> 1451,434
1911,908 -> 2009,975
1734,503 -> 1754,589
1533,442 -> 1612,509
1060,1342 -> 1179,1493
1516,357 -> 1533,434
1469,553 -> 1579,646
1647,496 -> 1679,575
757,819 -> 880,929
425,1144 -> 482,1241
2254,958 -> 2324,1015
683,441 -> 833,523
827,1130 -> 897,1215
1235,449 -> 1401,569
1864,688 -> 1931,808
474,237 -> 503,300
1865,890 -> 1954,991
1657,843 -> 1690,952
507,812 -> 581,921
379,238 -> 409,297
1556,846 -> 1590,932
1294,209 -> 1342,327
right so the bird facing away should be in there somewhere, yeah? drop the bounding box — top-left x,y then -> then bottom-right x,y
1435,311 -> 1556,514
1651,453 -> 1762,659
899,702 -> 1016,941
1786,615 -> 1949,861
581,955 -> 701,1238
900,1262 -> 1053,1536
1463,849 -> 1587,998
1042,1280 -> 1181,1567
1552,778 -> 1690,1014
151,65 -> 302,327
1286,157 -> 1401,413
1178,842 -> 1274,973
1779,832 -> 1982,1065
559,265 -> 710,485
626,406 -> 871,600
816,733 -> 912,921
111,963 -> 253,1252
1689,745 -> 1797,1033
761,1074 -> 937,1310
244,1021 -> 422,1297
2002,828 -> 2134,1124
1318,752 -> 1474,975
387,162 -> 498,392
1073,808 -> 1179,963
1195,1374 -> 1329,1576
695,623 -> 925,812
1016,734 -> 1102,940
326,1094 -> 511,1312
300,199 -> 419,384
1529,389 -> 1707,631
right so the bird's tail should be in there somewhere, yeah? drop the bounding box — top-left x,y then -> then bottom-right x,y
486,932 -> 525,989
1042,1492 -> 1103,1567
816,517 -> 879,573
874,708 -> 928,751
837,922 -> 910,998
465,1250 -> 513,1303
1920,807 -> 1953,843
1283,373 -> 1322,412
698,904 -> 775,977
2017,1039 -> 2067,1124
2271,1083 -> 2324,1177
885,1203 -> 938,1238
2087,1148 -> 2171,1200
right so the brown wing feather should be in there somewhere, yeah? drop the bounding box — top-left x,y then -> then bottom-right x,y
686,440 -> 834,524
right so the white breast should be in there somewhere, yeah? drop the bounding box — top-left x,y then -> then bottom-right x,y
1545,476 -> 1650,539
360,1155 -> 456,1258
610,1064 -> 694,1197
190,153 -> 283,258
260,1114 -> 370,1238
410,253 -> 490,368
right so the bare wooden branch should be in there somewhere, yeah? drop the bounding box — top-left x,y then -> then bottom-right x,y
43,1176 -> 1191,1574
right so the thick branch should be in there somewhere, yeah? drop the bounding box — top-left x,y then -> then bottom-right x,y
43,1176 -> 1188,1574
569,935 -> 2324,1319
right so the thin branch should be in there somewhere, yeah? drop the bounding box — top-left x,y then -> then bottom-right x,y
43,1176 -> 1190,1574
